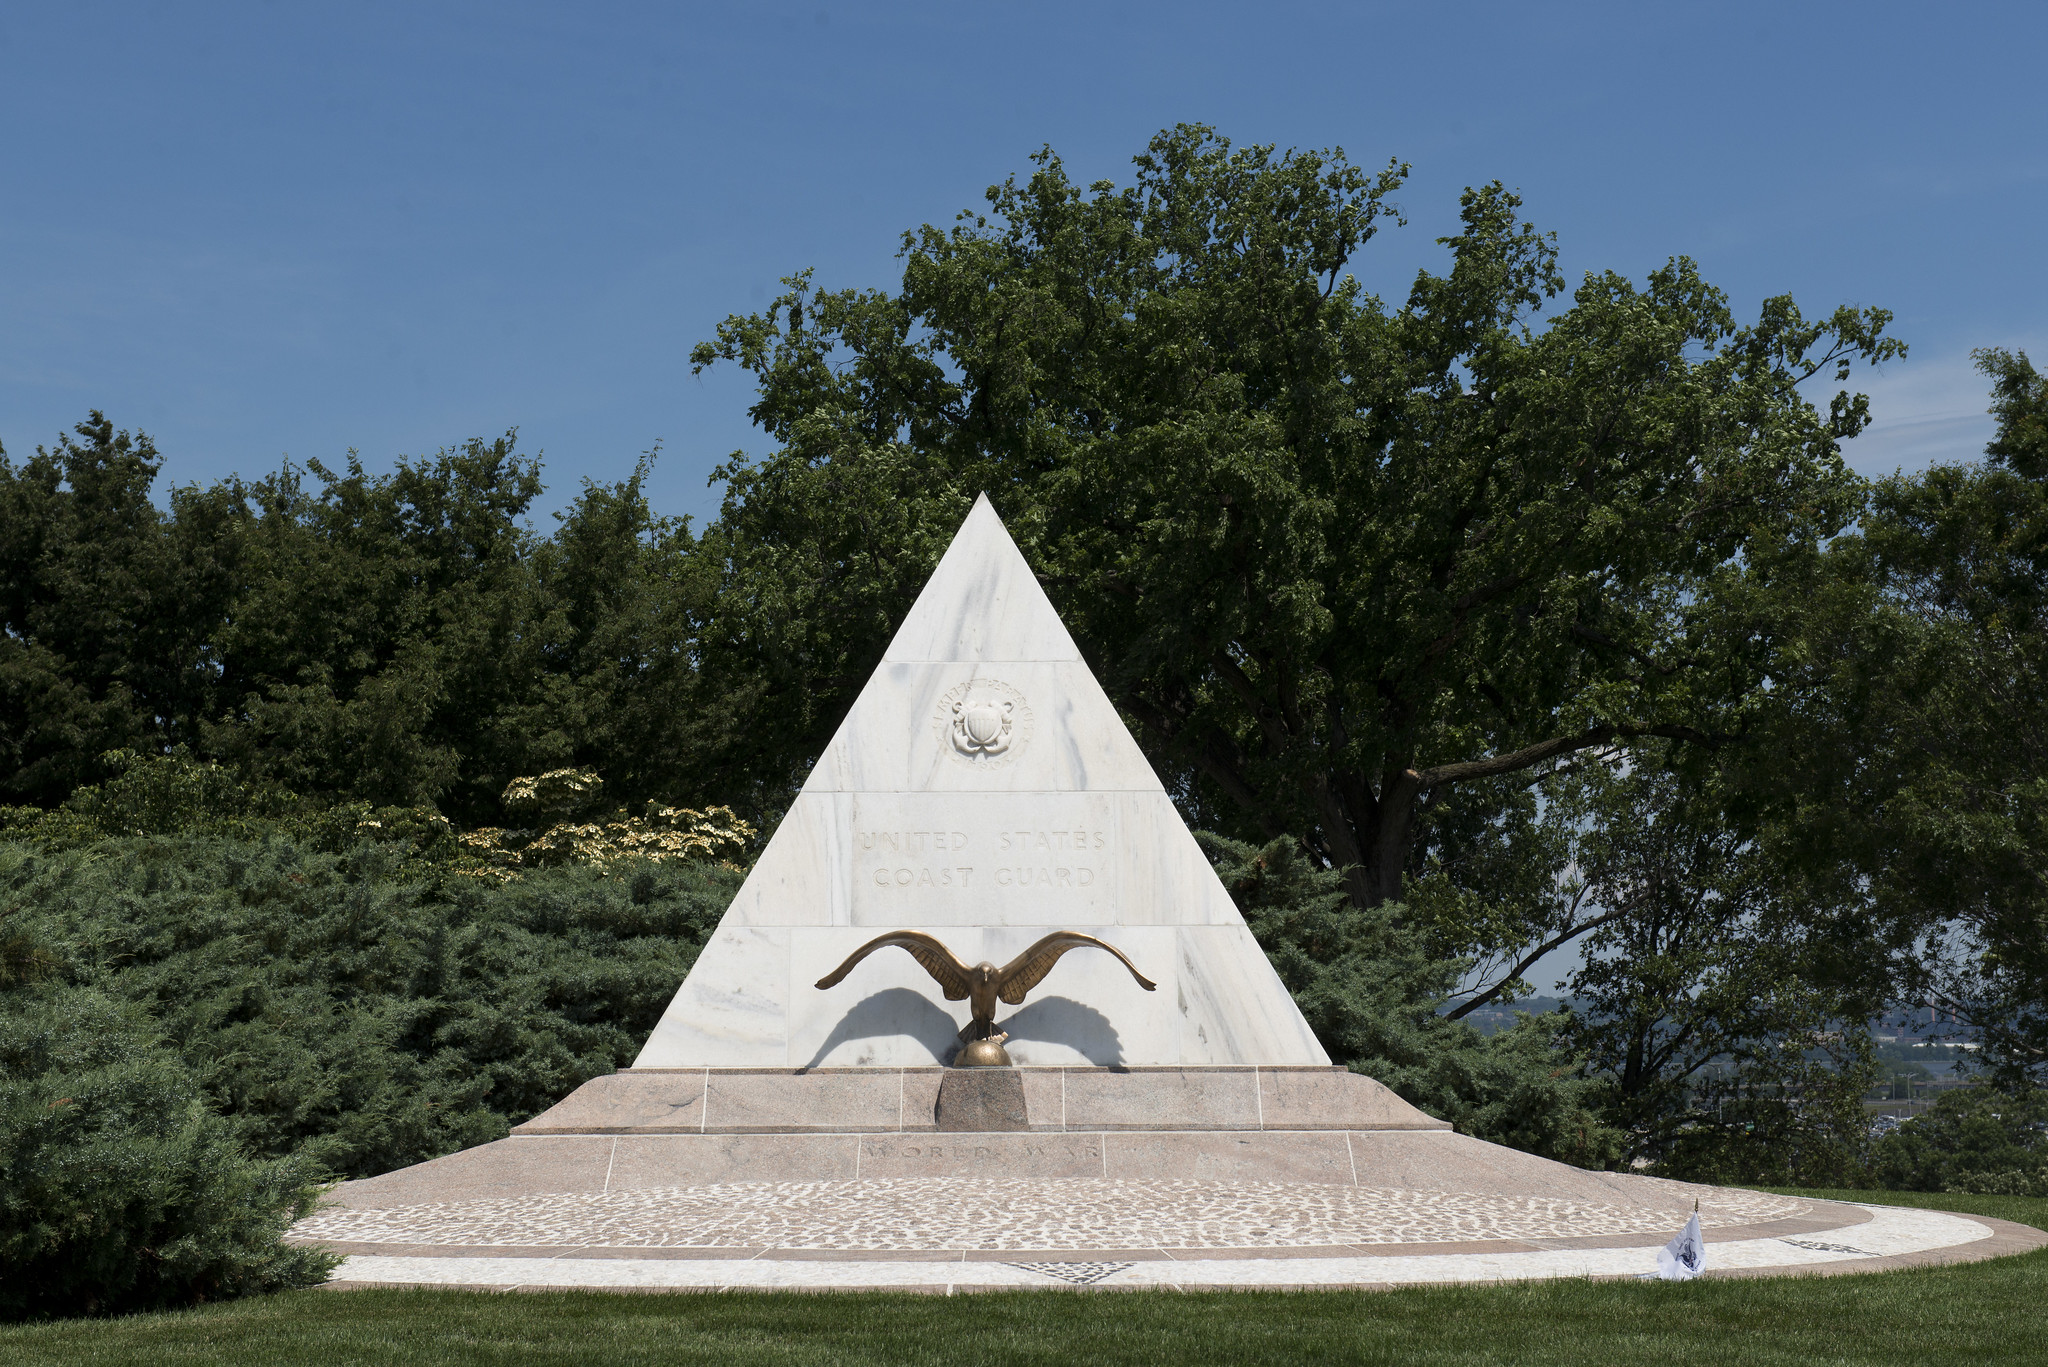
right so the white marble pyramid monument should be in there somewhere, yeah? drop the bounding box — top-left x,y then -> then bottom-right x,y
317,495 -> 2003,1287
636,494 -> 1330,1070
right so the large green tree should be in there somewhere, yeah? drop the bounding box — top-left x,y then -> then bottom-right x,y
1554,756 -> 1880,1179
1773,348 -> 2048,1083
0,422 -> 723,826
0,415 -> 246,804
199,437 -> 550,814
690,124 -> 1902,911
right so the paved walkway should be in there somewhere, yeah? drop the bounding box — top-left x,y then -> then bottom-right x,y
296,1177 -> 1804,1251
298,1179 -> 2038,1290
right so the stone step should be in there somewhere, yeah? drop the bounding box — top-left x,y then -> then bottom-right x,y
511,1065 -> 1450,1136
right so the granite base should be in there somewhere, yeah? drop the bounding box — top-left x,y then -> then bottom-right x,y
510,1065 -> 1448,1136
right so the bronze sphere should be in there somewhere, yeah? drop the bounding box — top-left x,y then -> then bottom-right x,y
953,1037 -> 1014,1068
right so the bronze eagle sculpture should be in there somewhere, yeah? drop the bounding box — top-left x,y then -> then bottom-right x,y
814,930 -> 1156,1066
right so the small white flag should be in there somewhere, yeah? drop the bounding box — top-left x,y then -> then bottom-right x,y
1656,1211 -> 1705,1281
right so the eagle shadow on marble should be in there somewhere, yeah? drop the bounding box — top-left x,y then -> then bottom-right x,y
800,989 -> 1127,1068
995,997 -> 1124,1066
802,988 -> 964,1068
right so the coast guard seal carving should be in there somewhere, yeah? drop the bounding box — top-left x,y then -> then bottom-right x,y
934,678 -> 1032,768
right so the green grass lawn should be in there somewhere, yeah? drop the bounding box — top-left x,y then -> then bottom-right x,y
3,1190 -> 2043,1367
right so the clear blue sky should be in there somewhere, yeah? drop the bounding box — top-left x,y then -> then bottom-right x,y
3,1 -> 2043,526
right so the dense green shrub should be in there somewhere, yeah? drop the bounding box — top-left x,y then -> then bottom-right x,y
0,752 -> 741,1320
0,983 -> 335,1321
1202,832 -> 1622,1166
0,831 -> 741,1179
1869,1087 -> 2048,1195
1645,1091 -> 1875,1189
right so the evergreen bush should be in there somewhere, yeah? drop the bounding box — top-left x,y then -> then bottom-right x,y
0,983 -> 335,1320
0,830 -> 740,1178
1201,832 -> 1622,1167
0,753 -> 744,1319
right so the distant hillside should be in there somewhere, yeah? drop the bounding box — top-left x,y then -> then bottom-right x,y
1457,996 -> 1570,1036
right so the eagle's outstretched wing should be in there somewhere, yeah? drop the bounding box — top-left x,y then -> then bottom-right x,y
995,932 -> 1157,1006
814,931 -> 975,1001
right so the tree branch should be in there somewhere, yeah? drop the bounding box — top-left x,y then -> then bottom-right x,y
1446,909 -> 1624,1020
1570,621 -> 1700,677
1120,690 -> 1273,826
1415,722 -> 1723,790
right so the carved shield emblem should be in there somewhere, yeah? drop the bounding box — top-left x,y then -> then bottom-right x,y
933,678 -> 1032,767
953,698 -> 1014,756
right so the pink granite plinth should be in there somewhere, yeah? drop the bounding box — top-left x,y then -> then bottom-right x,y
511,1066 -> 1447,1136
934,1069 -> 1030,1131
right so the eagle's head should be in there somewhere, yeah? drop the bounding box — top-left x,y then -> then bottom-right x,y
969,961 -> 1001,988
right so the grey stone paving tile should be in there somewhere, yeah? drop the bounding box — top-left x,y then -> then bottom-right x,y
295,1178 -> 1805,1254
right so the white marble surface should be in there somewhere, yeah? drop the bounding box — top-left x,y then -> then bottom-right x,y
704,790 -> 1245,935
1171,927 -> 1329,1064
881,498 -> 1084,665
714,793 -> 855,928
638,927 -> 793,1066
634,494 -> 1329,1070
802,661 -> 1163,795
847,791 -> 1123,926
330,1204 -> 1994,1290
